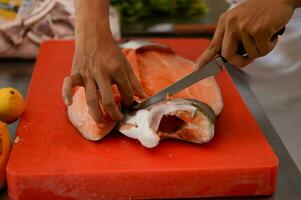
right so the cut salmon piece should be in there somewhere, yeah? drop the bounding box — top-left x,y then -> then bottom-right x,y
119,98 -> 216,148
131,49 -> 223,115
68,40 -> 223,145
68,87 -> 120,141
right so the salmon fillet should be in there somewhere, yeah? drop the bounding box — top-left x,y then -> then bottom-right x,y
68,41 -> 223,145
128,49 -> 223,115
68,87 -> 120,141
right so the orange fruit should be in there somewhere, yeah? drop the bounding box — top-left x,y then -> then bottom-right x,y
0,121 -> 12,189
0,88 -> 25,124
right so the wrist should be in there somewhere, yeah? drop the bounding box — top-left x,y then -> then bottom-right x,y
75,23 -> 113,42
75,28 -> 116,56
75,31 -> 115,53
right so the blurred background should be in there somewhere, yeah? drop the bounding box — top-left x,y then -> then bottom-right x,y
0,0 -> 300,172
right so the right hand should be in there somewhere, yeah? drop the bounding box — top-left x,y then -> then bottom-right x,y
62,33 -> 146,122
196,0 -> 299,69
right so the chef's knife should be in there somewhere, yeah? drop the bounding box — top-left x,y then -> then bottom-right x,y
130,27 -> 285,111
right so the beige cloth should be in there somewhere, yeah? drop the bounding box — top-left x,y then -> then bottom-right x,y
0,0 -> 75,59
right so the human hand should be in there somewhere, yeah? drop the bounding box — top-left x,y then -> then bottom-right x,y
62,33 -> 146,122
197,0 -> 299,68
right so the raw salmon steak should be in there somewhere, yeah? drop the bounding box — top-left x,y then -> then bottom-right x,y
68,40 -> 223,146
119,98 -> 217,148
67,87 -> 120,141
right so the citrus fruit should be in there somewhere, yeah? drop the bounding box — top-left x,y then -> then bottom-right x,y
0,87 -> 25,124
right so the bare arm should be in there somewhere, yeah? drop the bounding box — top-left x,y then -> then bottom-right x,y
197,0 -> 301,69
62,0 -> 146,122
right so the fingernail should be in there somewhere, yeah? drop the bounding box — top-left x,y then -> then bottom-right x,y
64,97 -> 70,105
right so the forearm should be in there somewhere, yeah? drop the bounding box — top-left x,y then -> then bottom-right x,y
74,0 -> 113,49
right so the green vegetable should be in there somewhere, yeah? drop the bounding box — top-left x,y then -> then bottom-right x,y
111,0 -> 208,24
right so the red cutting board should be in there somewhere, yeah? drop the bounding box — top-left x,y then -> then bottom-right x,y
7,39 -> 278,200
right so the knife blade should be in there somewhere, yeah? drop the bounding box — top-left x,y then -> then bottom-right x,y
131,56 -> 223,110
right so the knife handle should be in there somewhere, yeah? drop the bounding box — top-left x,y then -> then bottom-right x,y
236,27 -> 286,57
